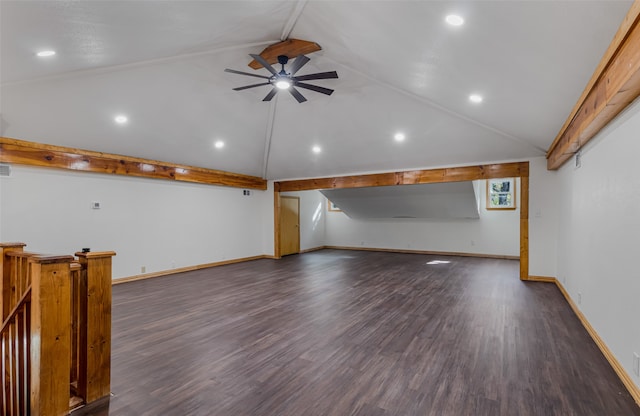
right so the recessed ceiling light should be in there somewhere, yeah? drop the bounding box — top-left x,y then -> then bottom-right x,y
469,94 -> 483,103
36,50 -> 56,57
214,140 -> 225,149
114,115 -> 128,124
312,145 -> 321,154
394,133 -> 406,142
445,15 -> 464,26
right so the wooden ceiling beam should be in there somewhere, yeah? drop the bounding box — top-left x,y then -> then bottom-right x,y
274,162 -> 529,192
0,137 -> 267,190
248,39 -> 321,70
547,1 -> 640,170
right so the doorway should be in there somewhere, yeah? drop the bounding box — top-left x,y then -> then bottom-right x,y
279,196 -> 300,256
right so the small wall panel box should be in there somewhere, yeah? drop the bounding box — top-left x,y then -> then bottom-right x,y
243,190 -> 251,196
91,201 -> 101,209
0,164 -> 11,177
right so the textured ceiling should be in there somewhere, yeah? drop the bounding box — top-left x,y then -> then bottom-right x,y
0,1 -> 632,180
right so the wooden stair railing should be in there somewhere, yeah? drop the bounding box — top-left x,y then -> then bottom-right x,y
1,284 -> 31,416
1,243 -> 32,416
73,251 -> 115,406
0,243 -> 115,416
1,244 -> 30,318
70,262 -> 82,404
31,253 -> 75,416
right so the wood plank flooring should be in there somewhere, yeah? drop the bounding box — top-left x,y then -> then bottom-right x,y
75,250 -> 640,415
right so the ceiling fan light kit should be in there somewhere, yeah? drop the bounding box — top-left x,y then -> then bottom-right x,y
225,53 -> 338,103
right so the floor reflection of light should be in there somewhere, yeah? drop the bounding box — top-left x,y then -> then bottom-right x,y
426,260 -> 451,265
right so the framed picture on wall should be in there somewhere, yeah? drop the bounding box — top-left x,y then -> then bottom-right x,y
486,178 -> 516,210
328,200 -> 342,212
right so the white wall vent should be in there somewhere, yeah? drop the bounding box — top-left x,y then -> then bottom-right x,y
0,164 -> 11,177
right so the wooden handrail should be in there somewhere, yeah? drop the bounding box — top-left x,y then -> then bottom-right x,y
0,286 -> 31,333
1,244 -> 30,320
5,251 -> 38,258
1,286 -> 31,416
1,244 -> 116,415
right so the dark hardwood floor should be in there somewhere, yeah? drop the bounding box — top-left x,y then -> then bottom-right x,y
75,250 -> 640,416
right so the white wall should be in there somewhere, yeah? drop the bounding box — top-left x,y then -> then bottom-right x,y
325,179 -> 520,257
528,156 -> 559,278
280,190 -> 326,251
0,166 -> 274,279
555,98 -> 640,391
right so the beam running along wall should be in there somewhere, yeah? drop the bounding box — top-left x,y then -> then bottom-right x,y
547,1 -> 640,170
275,162 -> 528,192
0,137 -> 266,189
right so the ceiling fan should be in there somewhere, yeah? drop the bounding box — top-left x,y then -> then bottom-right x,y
225,54 -> 338,103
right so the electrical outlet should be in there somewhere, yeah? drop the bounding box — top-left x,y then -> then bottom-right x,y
577,292 -> 582,305
633,352 -> 639,376
141,266 -> 146,273
91,201 -> 101,209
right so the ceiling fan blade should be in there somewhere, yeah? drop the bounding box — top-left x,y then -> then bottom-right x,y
295,82 -> 334,96
249,54 -> 279,76
293,71 -> 339,82
233,82 -> 271,91
288,55 -> 310,76
289,87 -> 307,103
263,88 -> 278,102
224,68 -> 271,80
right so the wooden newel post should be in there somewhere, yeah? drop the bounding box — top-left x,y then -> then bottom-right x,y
0,242 -> 27,319
75,251 -> 116,404
30,254 -> 74,416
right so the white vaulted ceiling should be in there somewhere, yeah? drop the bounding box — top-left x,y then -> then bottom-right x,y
0,1 -> 632,180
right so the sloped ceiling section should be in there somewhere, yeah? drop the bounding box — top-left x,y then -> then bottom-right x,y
0,1 -> 632,180
321,182 -> 480,220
